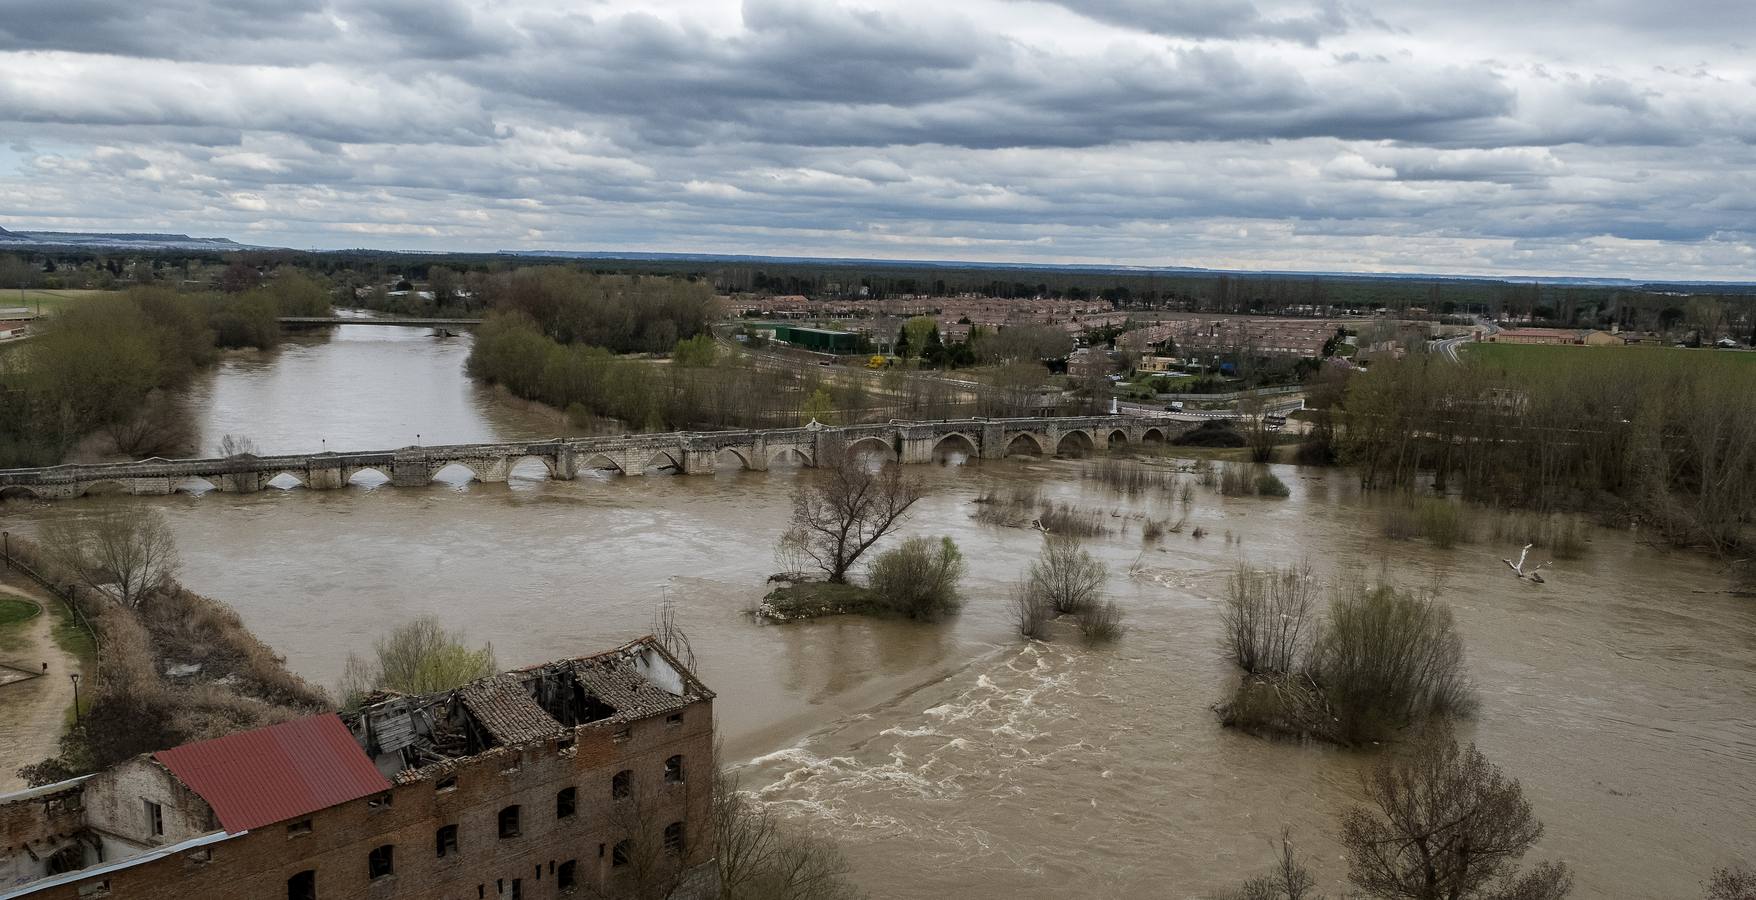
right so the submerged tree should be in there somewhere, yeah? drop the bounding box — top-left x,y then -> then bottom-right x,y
40,502 -> 181,609
778,448 -> 922,583
1340,728 -> 1572,900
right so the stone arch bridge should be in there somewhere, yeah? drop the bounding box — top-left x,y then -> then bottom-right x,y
0,416 -> 1199,500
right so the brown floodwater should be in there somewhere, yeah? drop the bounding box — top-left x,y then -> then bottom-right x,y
3,327 -> 1751,898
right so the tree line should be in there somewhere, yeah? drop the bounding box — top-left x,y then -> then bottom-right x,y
0,274 -> 332,466
1336,351 -> 1756,554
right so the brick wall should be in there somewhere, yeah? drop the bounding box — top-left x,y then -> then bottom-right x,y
28,700 -> 716,900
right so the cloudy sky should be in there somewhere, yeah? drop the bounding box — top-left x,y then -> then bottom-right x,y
1,0 -> 1753,279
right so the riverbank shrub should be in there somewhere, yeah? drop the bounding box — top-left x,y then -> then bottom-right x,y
13,532 -> 329,786
1486,508 -> 1588,559
1174,420 -> 1246,448
1218,462 -> 1290,498
1342,351 -> 1756,555
866,536 -> 966,622
337,616 -> 497,706
1379,495 -> 1475,548
1223,561 -> 1319,675
1317,583 -> 1475,743
1075,599 -> 1126,642
1027,535 -> 1107,615
1216,565 -> 1475,746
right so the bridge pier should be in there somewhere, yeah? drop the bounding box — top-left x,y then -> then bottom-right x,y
979,423 -> 1006,460
305,466 -> 346,490
217,472 -> 262,494
681,448 -> 719,475
552,449 -> 578,481
390,452 -> 433,488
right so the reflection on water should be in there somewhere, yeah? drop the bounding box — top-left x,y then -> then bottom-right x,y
4,328 -> 1751,899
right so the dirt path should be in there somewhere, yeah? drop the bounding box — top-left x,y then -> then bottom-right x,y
0,582 -> 80,792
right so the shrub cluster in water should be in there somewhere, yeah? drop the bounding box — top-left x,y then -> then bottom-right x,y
1217,561 -> 1474,745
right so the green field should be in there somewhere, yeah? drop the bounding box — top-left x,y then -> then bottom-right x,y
0,289 -> 116,318
1461,340 -> 1756,375
0,594 -> 43,654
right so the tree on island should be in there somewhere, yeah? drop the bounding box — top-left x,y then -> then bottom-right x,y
778,447 -> 922,583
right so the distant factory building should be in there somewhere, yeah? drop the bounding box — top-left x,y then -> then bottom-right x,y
769,325 -> 863,354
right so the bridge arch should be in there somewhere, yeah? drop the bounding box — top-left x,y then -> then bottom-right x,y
642,450 -> 683,475
713,447 -> 755,472
1140,427 -> 1167,446
931,432 -> 978,464
1004,432 -> 1047,457
846,436 -> 898,461
431,462 -> 481,486
172,477 -> 217,495
1107,428 -> 1128,448
581,454 -> 626,476
769,447 -> 812,468
345,467 -> 391,487
0,485 -> 42,501
81,480 -> 127,497
266,471 -> 307,490
508,455 -> 556,481
1056,430 -> 1096,458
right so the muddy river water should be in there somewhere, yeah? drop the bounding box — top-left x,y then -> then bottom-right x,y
4,326 -> 1752,898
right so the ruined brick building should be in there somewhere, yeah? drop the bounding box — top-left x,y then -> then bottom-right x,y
1,637 -> 717,900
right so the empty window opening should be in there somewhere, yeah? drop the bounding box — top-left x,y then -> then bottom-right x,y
556,787 -> 577,819
367,791 -> 393,810
664,822 -> 685,855
666,713 -> 683,727
436,824 -> 459,858
499,804 -> 522,838
287,870 -> 315,900
664,755 -> 684,784
612,769 -> 632,800
287,818 -> 313,838
368,844 -> 395,880
558,860 -> 577,892
612,840 -> 631,868
436,775 -> 458,793
144,799 -> 164,837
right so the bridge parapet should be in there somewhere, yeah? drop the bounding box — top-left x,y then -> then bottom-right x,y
0,415 -> 1195,500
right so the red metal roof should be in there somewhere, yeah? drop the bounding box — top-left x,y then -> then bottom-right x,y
154,713 -> 390,833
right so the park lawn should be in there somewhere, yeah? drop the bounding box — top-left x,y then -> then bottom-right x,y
2,289 -> 117,318
0,594 -> 43,654
1461,340 -> 1756,376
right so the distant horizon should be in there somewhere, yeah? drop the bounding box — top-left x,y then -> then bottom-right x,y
5,225 -> 1755,288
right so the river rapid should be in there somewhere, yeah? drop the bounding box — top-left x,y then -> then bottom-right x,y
4,326 -> 1752,898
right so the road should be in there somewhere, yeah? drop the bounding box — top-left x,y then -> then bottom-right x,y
0,580 -> 80,792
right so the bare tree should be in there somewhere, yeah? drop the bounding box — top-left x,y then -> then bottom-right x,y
1340,727 -> 1572,900
1009,583 -> 1053,640
779,448 -> 922,583
1026,534 -> 1107,615
1228,828 -> 1324,900
1223,560 -> 1320,675
217,433 -> 259,458
715,760 -> 862,900
1706,864 -> 1756,900
653,591 -> 697,672
40,503 -> 180,609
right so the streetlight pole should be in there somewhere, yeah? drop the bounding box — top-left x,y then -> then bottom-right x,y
2,530 -> 9,570
69,673 -> 81,724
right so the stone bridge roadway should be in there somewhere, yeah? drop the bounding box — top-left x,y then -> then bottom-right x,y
0,416 -> 1199,500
